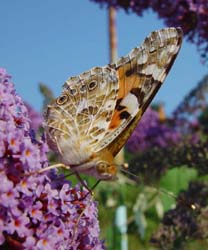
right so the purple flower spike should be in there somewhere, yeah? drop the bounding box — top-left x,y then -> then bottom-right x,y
0,68 -> 105,250
25,102 -> 43,131
126,108 -> 181,153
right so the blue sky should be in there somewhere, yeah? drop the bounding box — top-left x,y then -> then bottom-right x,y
1,0 -> 207,115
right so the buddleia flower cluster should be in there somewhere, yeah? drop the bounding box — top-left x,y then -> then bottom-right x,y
126,139 -> 208,185
126,108 -> 181,153
0,68 -> 104,250
25,103 -> 43,132
151,181 -> 208,250
172,75 -> 208,135
91,0 -> 208,62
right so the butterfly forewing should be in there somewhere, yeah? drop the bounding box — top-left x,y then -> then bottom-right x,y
98,27 -> 183,156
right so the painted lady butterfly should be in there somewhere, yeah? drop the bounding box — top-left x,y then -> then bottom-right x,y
44,27 -> 183,181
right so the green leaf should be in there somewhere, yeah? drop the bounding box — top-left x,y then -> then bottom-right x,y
159,167 -> 198,211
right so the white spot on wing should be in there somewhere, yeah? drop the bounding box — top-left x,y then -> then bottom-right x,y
120,93 -> 139,115
137,50 -> 148,64
77,99 -> 88,113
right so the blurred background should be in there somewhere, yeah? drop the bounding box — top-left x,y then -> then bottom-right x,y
1,1 -> 208,250
0,0 -> 207,114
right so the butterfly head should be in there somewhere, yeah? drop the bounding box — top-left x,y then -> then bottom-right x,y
95,160 -> 118,180
95,161 -> 128,180
70,149 -> 118,180
78,161 -> 118,180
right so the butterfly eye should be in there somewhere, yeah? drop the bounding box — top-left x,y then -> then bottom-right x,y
56,94 -> 69,105
88,81 -> 97,91
96,161 -> 109,174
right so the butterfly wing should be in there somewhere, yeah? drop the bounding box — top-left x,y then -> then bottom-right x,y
95,27 -> 183,156
45,27 -> 182,167
45,66 -> 119,165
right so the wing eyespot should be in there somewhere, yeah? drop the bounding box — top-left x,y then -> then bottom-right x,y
69,88 -> 77,96
56,94 -> 69,105
88,80 -> 97,91
80,84 -> 87,93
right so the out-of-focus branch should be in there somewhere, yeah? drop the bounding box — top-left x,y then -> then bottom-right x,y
109,7 -> 124,165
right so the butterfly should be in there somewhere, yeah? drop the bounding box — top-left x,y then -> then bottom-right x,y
44,27 -> 183,181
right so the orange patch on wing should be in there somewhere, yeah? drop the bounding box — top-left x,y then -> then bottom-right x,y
108,110 -> 122,129
117,67 -> 140,99
109,64 -> 141,130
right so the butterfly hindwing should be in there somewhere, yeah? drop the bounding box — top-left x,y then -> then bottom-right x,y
45,66 -> 119,164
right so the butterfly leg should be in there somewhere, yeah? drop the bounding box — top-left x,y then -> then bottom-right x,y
75,171 -> 101,200
24,163 -> 71,176
37,163 -> 70,173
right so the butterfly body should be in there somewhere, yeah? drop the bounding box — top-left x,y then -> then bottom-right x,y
44,27 -> 183,180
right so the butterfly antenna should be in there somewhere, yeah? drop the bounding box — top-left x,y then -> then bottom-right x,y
159,187 -> 198,211
120,166 -> 140,182
120,166 -> 197,211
